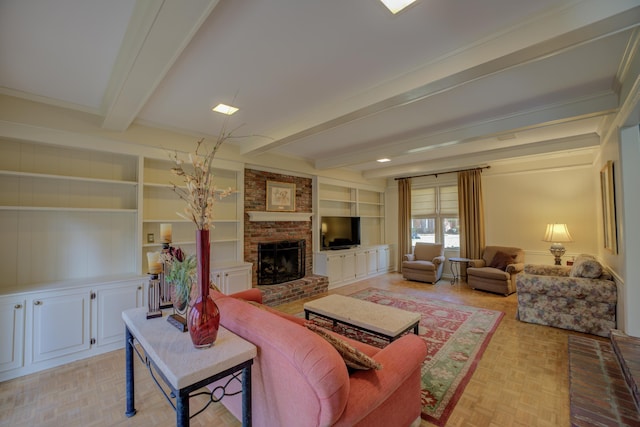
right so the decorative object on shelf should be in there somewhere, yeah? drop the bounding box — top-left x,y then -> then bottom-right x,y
163,246 -> 195,332
266,181 -> 296,211
542,223 -> 573,265
170,131 -> 236,348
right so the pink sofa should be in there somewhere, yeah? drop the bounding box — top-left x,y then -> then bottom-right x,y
209,289 -> 427,427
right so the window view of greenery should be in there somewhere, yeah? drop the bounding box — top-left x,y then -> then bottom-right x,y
411,185 -> 459,248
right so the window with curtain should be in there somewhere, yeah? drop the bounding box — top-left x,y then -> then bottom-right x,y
411,185 -> 459,248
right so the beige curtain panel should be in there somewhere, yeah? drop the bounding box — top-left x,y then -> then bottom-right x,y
397,178 -> 412,272
458,169 -> 485,259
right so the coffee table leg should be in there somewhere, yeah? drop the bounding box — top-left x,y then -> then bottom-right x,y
413,323 -> 419,335
125,327 -> 136,417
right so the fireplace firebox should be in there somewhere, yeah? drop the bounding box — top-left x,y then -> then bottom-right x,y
258,240 -> 306,285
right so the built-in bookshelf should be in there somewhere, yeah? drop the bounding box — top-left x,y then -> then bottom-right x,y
315,178 -> 385,249
313,177 -> 389,287
140,157 -> 244,273
0,139 -> 139,290
0,138 -> 250,381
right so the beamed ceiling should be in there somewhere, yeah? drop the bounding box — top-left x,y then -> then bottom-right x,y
1,0 -> 639,179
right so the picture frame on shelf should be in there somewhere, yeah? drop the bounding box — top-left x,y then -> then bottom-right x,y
266,181 -> 296,211
600,160 -> 617,253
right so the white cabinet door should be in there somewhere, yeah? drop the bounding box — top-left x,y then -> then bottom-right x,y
325,253 -> 344,283
31,290 -> 91,363
341,253 -> 356,282
366,249 -> 378,275
212,264 -> 252,295
355,251 -> 367,278
378,246 -> 390,272
0,297 -> 25,373
95,280 -> 145,348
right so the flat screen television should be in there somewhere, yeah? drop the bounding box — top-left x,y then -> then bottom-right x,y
321,216 -> 361,250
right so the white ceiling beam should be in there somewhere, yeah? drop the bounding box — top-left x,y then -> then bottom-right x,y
314,91 -> 617,170
362,133 -> 601,179
101,0 -> 221,131
241,2 -> 640,156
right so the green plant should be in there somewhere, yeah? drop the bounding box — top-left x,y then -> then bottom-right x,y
165,251 -> 197,306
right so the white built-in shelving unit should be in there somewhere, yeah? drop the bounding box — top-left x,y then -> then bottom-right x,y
0,137 -> 249,381
0,139 -> 139,288
141,157 -> 245,274
315,177 -> 385,248
313,177 -> 391,288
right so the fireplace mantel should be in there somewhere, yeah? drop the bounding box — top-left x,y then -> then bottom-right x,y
247,211 -> 314,222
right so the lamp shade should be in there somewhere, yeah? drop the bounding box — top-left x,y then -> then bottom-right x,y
543,223 -> 573,243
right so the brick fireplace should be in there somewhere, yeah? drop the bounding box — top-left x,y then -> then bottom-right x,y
244,169 -> 327,304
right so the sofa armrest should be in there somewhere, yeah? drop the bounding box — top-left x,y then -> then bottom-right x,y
433,255 -> 445,265
404,254 -> 415,262
228,288 -> 263,303
468,258 -> 485,268
523,264 -> 571,276
335,334 -> 427,426
506,262 -> 524,274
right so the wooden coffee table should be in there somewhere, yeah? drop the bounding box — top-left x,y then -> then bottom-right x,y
303,294 -> 421,342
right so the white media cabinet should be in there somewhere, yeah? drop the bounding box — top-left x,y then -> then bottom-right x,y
314,244 -> 393,288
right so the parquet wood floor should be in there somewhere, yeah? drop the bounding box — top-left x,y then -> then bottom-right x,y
1,273 -> 588,426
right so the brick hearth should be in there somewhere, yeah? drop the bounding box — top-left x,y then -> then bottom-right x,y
568,331 -> 640,426
258,274 -> 328,306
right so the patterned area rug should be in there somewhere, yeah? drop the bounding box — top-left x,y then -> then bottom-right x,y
307,288 -> 504,426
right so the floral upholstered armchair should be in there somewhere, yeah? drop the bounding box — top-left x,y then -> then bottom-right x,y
516,255 -> 617,337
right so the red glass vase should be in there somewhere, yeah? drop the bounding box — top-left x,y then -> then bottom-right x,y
187,229 -> 220,349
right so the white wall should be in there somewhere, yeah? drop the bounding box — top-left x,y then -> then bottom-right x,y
483,158 -> 598,265
618,125 -> 640,336
385,150 -> 599,268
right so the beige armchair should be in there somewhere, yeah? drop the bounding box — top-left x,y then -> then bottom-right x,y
467,245 -> 524,295
402,243 -> 445,284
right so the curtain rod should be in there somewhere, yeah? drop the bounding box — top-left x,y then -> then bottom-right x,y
394,165 -> 491,180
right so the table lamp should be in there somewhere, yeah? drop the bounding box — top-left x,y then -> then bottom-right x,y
543,223 -> 573,265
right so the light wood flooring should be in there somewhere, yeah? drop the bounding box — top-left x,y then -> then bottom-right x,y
1,273 -> 596,427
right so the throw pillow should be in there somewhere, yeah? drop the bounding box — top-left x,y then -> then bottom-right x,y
570,255 -> 603,279
489,251 -> 515,271
305,323 -> 382,371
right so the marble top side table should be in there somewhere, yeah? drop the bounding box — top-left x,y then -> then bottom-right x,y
122,307 -> 257,427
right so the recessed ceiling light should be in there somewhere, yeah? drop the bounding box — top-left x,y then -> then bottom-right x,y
377,158 -> 391,163
212,103 -> 239,115
380,0 -> 417,14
